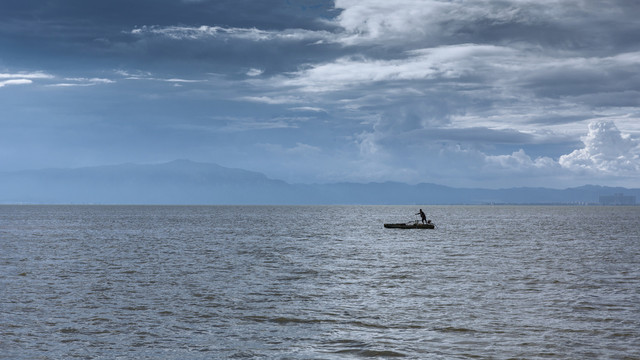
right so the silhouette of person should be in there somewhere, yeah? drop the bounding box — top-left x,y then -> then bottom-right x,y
416,209 -> 427,224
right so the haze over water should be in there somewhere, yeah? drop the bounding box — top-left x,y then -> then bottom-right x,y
2,205 -> 639,359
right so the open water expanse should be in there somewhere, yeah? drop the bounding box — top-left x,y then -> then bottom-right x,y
1,205 -> 639,359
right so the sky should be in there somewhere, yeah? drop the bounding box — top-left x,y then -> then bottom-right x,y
1,0 -> 640,188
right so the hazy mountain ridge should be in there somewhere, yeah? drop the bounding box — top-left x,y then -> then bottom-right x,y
1,160 -> 638,205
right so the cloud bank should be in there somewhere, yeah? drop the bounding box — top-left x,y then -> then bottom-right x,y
560,121 -> 640,175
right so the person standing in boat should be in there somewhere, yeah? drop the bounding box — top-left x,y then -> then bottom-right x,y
416,209 -> 427,224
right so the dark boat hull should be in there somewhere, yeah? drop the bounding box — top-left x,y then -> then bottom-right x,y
384,223 -> 435,229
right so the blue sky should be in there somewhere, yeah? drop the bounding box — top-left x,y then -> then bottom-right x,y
1,0 -> 639,188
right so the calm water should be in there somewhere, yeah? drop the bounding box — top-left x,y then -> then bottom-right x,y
1,205 -> 639,359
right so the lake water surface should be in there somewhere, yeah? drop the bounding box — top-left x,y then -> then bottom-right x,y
1,205 -> 639,359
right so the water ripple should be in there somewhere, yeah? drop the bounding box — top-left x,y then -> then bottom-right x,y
1,205 -> 639,359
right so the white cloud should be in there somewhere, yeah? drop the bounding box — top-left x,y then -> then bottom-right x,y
0,79 -> 33,87
113,70 -> 211,90
0,72 -> 116,88
240,95 -> 304,104
332,0 -> 540,46
484,149 -> 559,173
333,0 -> 450,44
162,78 -> 203,83
447,121 -> 640,186
131,25 -> 333,43
267,43 -> 512,93
0,71 -> 53,88
289,106 -> 327,113
115,70 -> 204,85
348,120 -> 640,187
65,77 -> 114,83
0,72 -> 53,80
246,68 -> 264,77
115,69 -> 153,79
559,121 -> 640,174
48,78 -> 116,87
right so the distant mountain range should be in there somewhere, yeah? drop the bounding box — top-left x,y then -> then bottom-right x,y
1,159 -> 638,205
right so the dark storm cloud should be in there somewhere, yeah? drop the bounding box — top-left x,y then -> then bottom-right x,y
515,53 -> 640,100
451,1 -> 640,55
335,0 -> 640,55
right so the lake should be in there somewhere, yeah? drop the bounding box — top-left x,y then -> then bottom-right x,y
1,205 -> 639,359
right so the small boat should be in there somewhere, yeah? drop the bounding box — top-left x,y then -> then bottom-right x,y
384,220 -> 435,229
